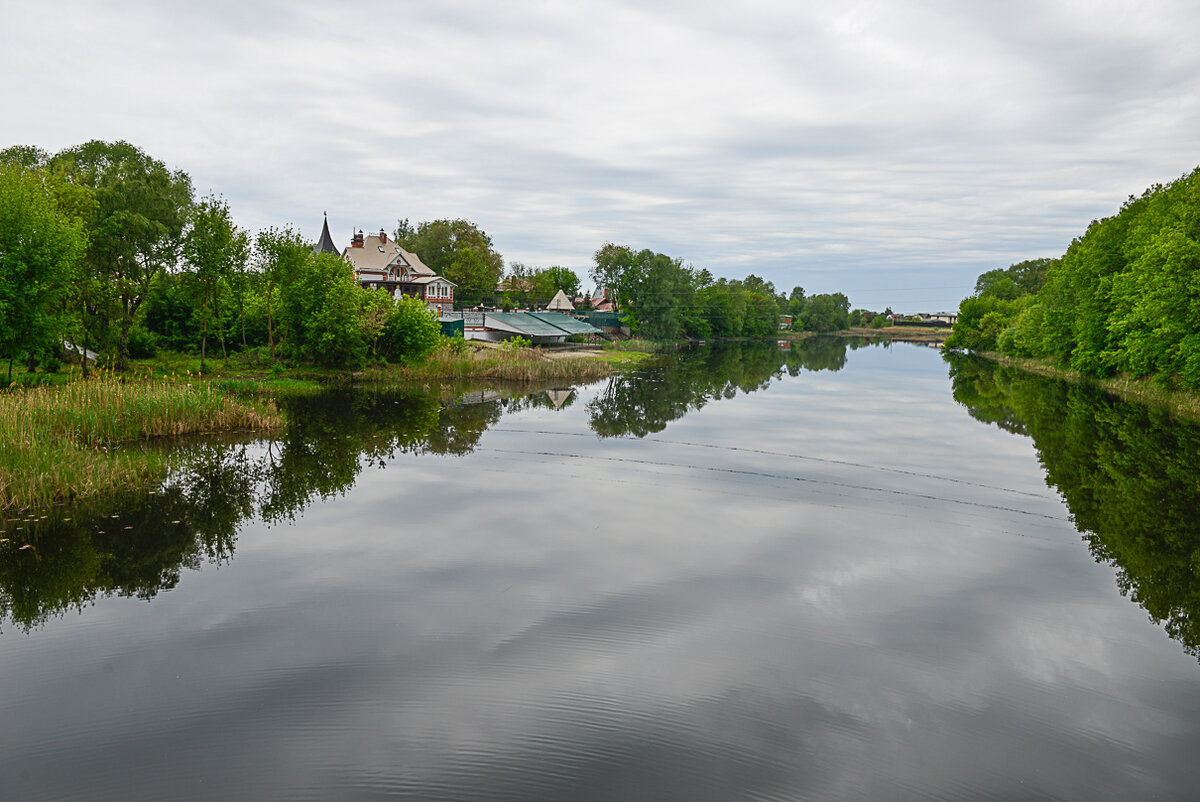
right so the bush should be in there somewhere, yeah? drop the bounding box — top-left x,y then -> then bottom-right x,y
380,295 -> 442,364
127,325 -> 159,359
501,335 -> 531,351
441,332 -> 470,356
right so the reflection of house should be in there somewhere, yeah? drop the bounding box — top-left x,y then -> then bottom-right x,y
545,388 -> 576,409
340,227 -> 456,315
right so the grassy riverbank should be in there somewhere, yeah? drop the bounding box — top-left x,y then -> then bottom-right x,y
979,352 -> 1200,422
0,378 -> 281,513
1,342 -> 650,512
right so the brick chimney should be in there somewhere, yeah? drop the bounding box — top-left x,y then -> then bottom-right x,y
351,230 -> 364,248
379,228 -> 387,243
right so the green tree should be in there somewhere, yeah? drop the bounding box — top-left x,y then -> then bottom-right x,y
0,162 -> 90,380
181,195 -> 249,372
395,219 -> 504,307
797,293 -> 850,332
51,141 -> 193,368
380,294 -> 442,364
254,226 -> 310,361
589,243 -> 637,312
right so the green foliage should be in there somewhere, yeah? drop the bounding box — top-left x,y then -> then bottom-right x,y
964,167 -> 1200,387
589,245 -> 781,341
254,226 -> 310,361
795,293 -> 850,332
504,263 -> 582,308
50,140 -> 194,368
380,294 -> 442,364
394,218 -> 504,307
182,194 -> 249,371
0,162 -> 90,380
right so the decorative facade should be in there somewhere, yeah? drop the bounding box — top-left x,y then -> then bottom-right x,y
340,227 -> 456,315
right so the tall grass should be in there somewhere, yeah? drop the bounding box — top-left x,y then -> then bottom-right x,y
392,343 -> 633,382
1,377 -> 281,513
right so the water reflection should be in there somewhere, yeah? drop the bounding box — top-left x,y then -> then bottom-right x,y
588,337 -> 868,437
5,340 -> 873,633
1,385 -> 534,631
948,354 -> 1200,656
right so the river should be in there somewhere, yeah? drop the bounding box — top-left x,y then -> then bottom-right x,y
2,338 -> 1199,800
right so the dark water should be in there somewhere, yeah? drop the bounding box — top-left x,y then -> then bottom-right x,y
4,339 -> 1200,800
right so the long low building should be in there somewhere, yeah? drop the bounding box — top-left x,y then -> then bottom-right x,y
440,311 -> 601,343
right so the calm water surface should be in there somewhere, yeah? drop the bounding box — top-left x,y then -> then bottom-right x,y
3,339 -> 1200,800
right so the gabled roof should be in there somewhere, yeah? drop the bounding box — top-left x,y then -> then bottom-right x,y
408,274 -> 457,286
343,231 -> 438,278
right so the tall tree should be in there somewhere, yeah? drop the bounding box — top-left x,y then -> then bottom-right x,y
0,163 -> 90,380
51,141 -> 193,368
182,195 -> 249,373
394,219 -> 504,307
254,226 -> 309,362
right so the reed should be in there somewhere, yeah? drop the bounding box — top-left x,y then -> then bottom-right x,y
0,377 -> 281,513
388,343 -> 642,382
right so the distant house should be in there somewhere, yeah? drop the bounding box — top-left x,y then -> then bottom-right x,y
590,287 -> 615,313
779,314 -> 793,330
340,227 -> 456,315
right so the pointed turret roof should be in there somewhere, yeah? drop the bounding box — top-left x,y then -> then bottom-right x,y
313,213 -> 339,255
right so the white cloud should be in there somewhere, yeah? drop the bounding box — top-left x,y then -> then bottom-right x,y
3,0 -> 1198,311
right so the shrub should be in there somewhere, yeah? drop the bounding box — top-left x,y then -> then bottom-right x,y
380,295 -> 442,364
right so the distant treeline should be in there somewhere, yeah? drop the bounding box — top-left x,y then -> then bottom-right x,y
589,243 -> 863,340
947,166 -> 1200,388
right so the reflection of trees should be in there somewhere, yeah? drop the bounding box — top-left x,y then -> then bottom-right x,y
947,354 -> 1200,657
588,339 -> 854,438
0,441 -> 257,631
0,341 -> 863,631
0,385 -> 515,631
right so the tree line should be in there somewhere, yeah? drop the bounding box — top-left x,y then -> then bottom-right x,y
1,138 -> 865,377
588,243 -> 857,340
947,165 -> 1200,388
0,140 -> 453,377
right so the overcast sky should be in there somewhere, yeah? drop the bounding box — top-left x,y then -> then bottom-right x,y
4,0 -> 1199,311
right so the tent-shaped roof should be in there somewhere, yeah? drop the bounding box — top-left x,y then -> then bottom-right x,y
547,289 -> 574,311
313,214 -> 339,255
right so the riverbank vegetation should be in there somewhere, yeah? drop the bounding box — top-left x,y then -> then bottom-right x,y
947,166 -> 1200,393
0,377 -> 281,513
3,139 -> 855,385
588,243 -> 863,341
